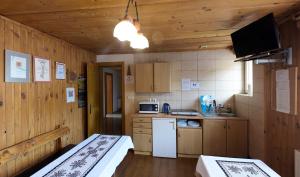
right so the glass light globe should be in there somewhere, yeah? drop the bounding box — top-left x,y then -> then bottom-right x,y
130,33 -> 149,49
113,20 -> 137,42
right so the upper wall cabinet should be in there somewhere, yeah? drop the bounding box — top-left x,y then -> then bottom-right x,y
135,63 -> 154,93
154,63 -> 171,92
135,63 -> 171,93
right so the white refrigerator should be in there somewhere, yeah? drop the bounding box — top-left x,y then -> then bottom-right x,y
152,118 -> 177,158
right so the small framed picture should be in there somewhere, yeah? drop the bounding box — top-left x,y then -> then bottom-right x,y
66,87 -> 75,103
34,57 -> 51,82
5,49 -> 31,83
56,62 -> 66,80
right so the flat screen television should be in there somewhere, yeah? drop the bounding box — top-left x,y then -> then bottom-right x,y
231,13 -> 281,58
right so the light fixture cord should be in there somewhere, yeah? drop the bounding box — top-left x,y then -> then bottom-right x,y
124,0 -> 139,21
135,1 -> 139,22
124,0 -> 134,18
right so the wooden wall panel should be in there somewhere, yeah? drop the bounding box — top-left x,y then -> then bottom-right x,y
265,19 -> 300,177
0,15 -> 95,176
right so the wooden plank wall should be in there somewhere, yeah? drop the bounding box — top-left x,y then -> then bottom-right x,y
265,19 -> 300,177
0,16 -> 95,176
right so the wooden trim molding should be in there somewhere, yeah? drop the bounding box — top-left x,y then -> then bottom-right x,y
296,149 -> 300,177
0,127 -> 70,166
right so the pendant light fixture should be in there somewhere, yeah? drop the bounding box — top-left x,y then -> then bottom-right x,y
130,33 -> 149,49
113,0 -> 149,49
113,19 -> 137,42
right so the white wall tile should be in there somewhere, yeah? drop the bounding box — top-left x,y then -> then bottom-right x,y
198,70 -> 216,81
198,59 -> 216,70
216,70 -> 242,81
181,60 -> 198,71
198,81 -> 216,91
216,59 -> 242,70
216,81 -> 243,91
181,70 -> 198,80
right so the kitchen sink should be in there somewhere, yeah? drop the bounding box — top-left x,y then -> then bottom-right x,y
200,112 -> 236,118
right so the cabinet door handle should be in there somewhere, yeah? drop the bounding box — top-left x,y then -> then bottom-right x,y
228,125 -> 231,129
170,121 -> 175,130
224,125 -> 226,129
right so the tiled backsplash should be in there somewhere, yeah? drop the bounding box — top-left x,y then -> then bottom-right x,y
133,49 -> 244,112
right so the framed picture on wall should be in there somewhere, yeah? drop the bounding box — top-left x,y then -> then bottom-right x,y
55,62 -> 66,80
5,49 -> 31,83
34,57 -> 51,82
66,87 -> 76,103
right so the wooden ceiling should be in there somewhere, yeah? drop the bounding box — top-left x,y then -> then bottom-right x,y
0,0 -> 299,54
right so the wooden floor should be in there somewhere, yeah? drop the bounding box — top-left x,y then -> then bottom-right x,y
115,151 -> 198,177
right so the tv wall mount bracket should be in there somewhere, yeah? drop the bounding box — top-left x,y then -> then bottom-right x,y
234,47 -> 292,65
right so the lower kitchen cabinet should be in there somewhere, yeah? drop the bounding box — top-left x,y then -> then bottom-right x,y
177,127 -> 202,157
227,120 -> 248,157
131,115 -> 248,158
132,117 -> 152,155
203,120 -> 227,156
133,133 -> 152,153
203,119 -> 248,157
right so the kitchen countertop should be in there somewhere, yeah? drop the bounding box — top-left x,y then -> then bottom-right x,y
132,113 -> 248,120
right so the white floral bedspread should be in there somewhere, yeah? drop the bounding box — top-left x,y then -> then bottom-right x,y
31,134 -> 134,177
196,155 -> 281,177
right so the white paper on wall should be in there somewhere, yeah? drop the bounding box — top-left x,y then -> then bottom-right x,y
66,87 -> 75,103
56,62 -> 66,80
182,79 -> 191,91
191,81 -> 200,89
276,69 -> 290,114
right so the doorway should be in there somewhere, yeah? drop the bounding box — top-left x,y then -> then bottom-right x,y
87,62 -> 125,136
102,67 -> 122,135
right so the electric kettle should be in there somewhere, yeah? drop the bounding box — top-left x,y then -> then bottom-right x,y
162,103 -> 171,114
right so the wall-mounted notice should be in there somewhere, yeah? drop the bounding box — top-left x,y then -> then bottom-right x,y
182,79 -> 191,91
56,62 -> 66,80
276,69 -> 290,114
191,81 -> 200,89
66,87 -> 76,103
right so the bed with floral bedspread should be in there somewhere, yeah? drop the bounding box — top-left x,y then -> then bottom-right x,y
31,134 -> 134,177
195,155 -> 281,177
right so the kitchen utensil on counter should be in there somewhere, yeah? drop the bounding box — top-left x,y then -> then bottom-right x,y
200,95 -> 214,113
162,103 -> 171,114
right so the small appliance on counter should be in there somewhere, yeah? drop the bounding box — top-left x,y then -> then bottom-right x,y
162,103 -> 171,114
139,101 -> 159,114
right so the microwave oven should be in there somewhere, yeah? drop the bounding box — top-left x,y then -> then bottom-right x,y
139,101 -> 159,114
